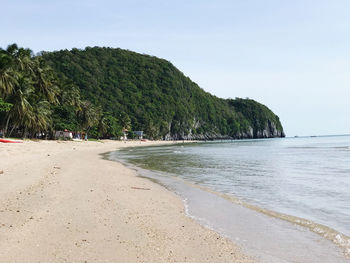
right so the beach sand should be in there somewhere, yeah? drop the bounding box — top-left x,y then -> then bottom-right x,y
0,140 -> 256,263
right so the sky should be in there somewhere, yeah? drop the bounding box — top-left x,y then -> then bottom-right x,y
1,0 -> 350,136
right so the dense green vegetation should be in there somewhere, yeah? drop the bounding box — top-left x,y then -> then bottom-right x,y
0,98 -> 12,112
0,44 -> 121,139
0,44 -> 58,137
228,98 -> 284,138
0,44 -> 284,139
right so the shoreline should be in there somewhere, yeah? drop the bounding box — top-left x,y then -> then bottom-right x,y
0,140 -> 256,262
113,142 -> 350,262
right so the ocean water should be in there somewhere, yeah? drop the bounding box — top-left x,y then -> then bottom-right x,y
110,136 -> 350,262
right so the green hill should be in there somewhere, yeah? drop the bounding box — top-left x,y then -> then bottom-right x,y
41,47 -> 284,140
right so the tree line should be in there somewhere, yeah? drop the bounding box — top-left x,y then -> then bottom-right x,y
0,44 -> 125,139
1,44 -> 285,140
42,46 -> 284,139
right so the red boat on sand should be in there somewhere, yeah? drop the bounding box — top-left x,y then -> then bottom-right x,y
0,139 -> 22,143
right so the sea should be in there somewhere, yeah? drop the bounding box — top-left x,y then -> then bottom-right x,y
109,135 -> 350,263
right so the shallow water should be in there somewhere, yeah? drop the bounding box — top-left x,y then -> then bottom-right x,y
110,136 -> 350,262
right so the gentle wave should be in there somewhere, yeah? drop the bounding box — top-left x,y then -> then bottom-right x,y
112,136 -> 350,260
287,145 -> 350,150
171,175 -> 350,257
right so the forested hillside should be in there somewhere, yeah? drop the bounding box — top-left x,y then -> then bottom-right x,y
42,47 -> 285,139
0,44 -> 285,139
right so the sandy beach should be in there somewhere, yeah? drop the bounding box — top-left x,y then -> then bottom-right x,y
0,140 -> 256,263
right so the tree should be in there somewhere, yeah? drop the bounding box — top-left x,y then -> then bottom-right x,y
31,56 -> 59,104
0,49 -> 17,97
0,98 -> 12,112
4,76 -> 34,137
1,44 -> 59,137
119,112 -> 131,131
0,44 -> 285,140
78,101 -> 102,138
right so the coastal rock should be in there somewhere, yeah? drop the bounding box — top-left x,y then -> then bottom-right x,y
163,119 -> 285,141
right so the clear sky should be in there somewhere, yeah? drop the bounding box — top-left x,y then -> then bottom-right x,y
2,0 -> 350,136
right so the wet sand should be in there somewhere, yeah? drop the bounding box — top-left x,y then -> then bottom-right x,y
0,140 -> 255,262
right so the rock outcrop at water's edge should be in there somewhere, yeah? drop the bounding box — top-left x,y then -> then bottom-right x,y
165,119 -> 285,140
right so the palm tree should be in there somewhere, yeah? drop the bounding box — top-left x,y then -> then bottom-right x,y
97,114 -> 108,139
5,76 -> 54,138
78,101 -> 102,139
0,44 -> 37,96
0,98 -> 12,112
1,44 -> 59,137
29,100 -> 52,137
0,48 -> 18,97
60,84 -> 81,110
4,76 -> 34,136
31,56 -> 59,104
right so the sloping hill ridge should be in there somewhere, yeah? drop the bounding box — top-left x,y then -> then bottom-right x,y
42,47 -> 285,140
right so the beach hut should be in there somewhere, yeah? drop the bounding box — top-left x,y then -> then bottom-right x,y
133,131 -> 144,140
54,129 -> 73,140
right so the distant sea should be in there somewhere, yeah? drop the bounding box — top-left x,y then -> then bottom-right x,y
110,135 -> 350,262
